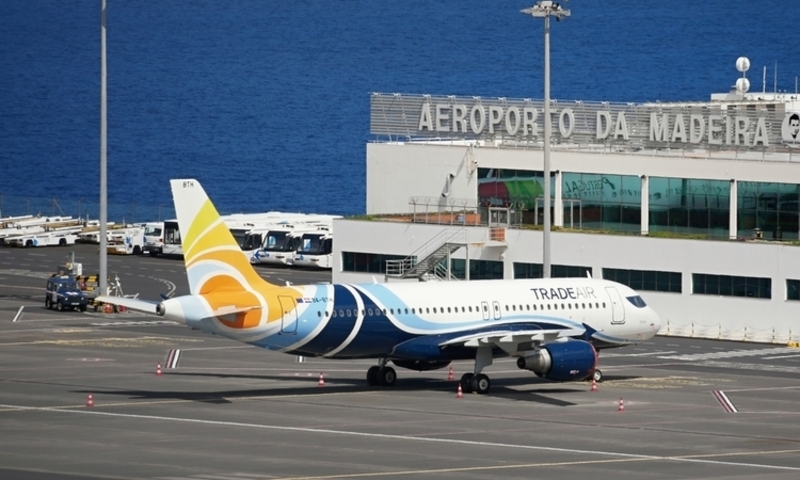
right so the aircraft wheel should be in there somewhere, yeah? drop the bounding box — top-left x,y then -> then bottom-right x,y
56,302 -> 64,312
471,374 -> 491,394
366,366 -> 380,386
460,373 -> 474,393
592,369 -> 603,383
378,367 -> 396,386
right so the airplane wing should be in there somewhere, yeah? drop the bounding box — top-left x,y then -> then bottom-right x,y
438,327 -> 586,355
95,295 -> 159,314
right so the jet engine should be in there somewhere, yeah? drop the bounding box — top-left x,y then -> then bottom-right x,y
392,359 -> 451,372
516,339 -> 596,382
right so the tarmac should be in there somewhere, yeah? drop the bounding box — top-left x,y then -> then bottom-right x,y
2,244 -> 800,480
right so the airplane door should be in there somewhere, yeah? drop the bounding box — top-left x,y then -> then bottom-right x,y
605,287 -> 625,324
278,295 -> 298,334
492,301 -> 501,320
481,301 -> 490,320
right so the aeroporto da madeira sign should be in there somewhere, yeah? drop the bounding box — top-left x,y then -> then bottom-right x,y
369,94 -> 800,148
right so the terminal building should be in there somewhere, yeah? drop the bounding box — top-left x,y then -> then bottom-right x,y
332,61 -> 800,344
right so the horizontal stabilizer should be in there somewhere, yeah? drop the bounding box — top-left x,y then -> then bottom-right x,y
96,296 -> 159,315
211,305 -> 262,317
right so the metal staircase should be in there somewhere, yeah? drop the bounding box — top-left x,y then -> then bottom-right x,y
385,228 -> 467,281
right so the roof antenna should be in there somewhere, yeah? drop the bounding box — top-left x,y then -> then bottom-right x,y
774,61 -> 778,93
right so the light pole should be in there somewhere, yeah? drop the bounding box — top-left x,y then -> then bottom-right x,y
100,0 -> 108,295
521,1 -> 570,278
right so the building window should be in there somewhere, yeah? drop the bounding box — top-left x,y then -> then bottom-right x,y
737,181 -> 799,240
450,259 -> 504,280
514,263 -> 591,279
604,268 -> 681,293
342,252 -> 411,274
692,273 -> 771,299
562,172 -> 642,233
649,177 -> 730,238
787,280 -> 800,301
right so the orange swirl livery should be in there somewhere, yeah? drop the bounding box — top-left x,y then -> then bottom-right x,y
98,178 -> 662,395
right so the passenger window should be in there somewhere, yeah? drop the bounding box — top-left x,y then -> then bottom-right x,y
405,308 -> 408,314
567,303 -> 571,309
317,311 -> 322,317
361,309 -> 365,316
526,305 -> 530,311
338,309 -> 344,317
602,302 -> 606,308
547,304 -> 551,310
533,305 -> 537,311
554,304 -> 558,310
426,307 -> 430,314
512,305 -> 516,311
504,305 -> 509,311
468,306 -> 472,312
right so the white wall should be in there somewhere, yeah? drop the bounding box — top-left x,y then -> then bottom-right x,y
333,218 -> 800,344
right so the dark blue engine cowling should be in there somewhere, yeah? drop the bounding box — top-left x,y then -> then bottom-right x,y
516,339 -> 597,382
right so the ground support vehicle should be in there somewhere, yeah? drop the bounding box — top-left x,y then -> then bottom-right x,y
45,275 -> 88,312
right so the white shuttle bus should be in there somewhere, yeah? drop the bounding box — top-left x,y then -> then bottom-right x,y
292,229 -> 334,269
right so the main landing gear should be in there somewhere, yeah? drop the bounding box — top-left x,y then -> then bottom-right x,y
366,359 -> 396,386
459,346 -> 493,394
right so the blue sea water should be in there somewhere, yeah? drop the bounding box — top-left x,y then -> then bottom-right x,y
1,0 -> 798,221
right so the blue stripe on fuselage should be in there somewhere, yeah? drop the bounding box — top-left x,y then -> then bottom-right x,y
335,288 -> 415,358
293,284 -> 358,356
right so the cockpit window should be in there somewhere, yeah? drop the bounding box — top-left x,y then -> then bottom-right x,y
626,295 -> 647,308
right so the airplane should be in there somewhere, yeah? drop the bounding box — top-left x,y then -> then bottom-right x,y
99,179 -> 663,394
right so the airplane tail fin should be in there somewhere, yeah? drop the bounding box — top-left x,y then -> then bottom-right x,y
170,179 -> 277,295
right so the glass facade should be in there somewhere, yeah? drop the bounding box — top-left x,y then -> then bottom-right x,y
737,182 -> 799,240
562,173 -> 641,232
649,177 -> 730,237
692,273 -> 771,299
604,268 -> 681,293
476,169 -> 800,241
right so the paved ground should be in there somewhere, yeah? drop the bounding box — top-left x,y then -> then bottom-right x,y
1,244 -> 800,479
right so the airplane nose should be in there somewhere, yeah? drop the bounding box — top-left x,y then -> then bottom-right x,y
650,309 -> 663,333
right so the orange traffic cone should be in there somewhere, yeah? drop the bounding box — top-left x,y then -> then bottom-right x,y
618,397 -> 625,412
591,379 -> 598,392
156,363 -> 162,376
456,384 -> 463,399
318,373 -> 325,387
86,393 -> 94,408
447,366 -> 454,381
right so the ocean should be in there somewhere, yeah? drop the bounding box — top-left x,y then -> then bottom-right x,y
1,0 -> 798,222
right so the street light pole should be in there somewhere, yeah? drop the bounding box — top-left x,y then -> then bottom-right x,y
99,0 -> 108,295
521,1 -> 570,279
